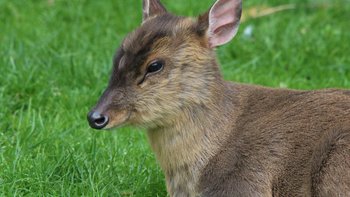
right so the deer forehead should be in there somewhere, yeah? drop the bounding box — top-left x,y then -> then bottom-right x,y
114,15 -> 200,75
123,15 -> 196,53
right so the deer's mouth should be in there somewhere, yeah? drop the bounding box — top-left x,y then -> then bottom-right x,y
104,109 -> 132,130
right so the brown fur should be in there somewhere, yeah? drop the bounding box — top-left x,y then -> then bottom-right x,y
198,86 -> 350,196
88,1 -> 350,196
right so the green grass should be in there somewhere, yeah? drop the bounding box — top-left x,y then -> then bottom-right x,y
0,0 -> 349,196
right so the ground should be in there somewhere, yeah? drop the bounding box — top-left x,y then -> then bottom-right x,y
0,0 -> 349,196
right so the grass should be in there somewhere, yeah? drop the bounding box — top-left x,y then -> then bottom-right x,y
0,0 -> 349,196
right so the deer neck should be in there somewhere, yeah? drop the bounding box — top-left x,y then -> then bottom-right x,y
147,80 -> 233,195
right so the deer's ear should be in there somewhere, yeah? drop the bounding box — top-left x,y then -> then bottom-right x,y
143,0 -> 167,22
202,0 -> 242,48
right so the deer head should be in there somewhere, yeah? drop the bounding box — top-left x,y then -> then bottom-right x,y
87,0 -> 242,130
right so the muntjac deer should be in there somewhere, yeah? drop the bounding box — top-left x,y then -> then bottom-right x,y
87,0 -> 350,196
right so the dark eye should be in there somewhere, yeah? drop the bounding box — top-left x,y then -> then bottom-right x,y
147,60 -> 164,73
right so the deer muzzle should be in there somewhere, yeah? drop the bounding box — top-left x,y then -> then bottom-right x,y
87,89 -> 130,130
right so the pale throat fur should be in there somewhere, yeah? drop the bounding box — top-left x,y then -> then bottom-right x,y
147,87 -> 238,195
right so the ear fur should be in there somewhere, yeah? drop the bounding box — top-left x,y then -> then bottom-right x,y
143,0 -> 167,22
199,0 -> 242,48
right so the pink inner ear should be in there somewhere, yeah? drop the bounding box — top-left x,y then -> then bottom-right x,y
208,0 -> 242,48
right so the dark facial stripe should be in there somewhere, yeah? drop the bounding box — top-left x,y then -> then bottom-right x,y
109,14 -> 183,88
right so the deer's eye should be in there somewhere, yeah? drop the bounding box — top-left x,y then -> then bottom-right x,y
147,60 -> 164,74
137,60 -> 165,85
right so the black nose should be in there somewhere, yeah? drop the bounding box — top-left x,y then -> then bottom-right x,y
87,111 -> 109,129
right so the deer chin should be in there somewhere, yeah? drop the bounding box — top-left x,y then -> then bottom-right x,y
104,110 -> 131,130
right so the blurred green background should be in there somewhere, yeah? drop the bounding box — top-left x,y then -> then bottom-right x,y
0,0 -> 349,196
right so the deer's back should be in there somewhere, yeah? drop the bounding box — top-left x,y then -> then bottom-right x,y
199,83 -> 350,196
